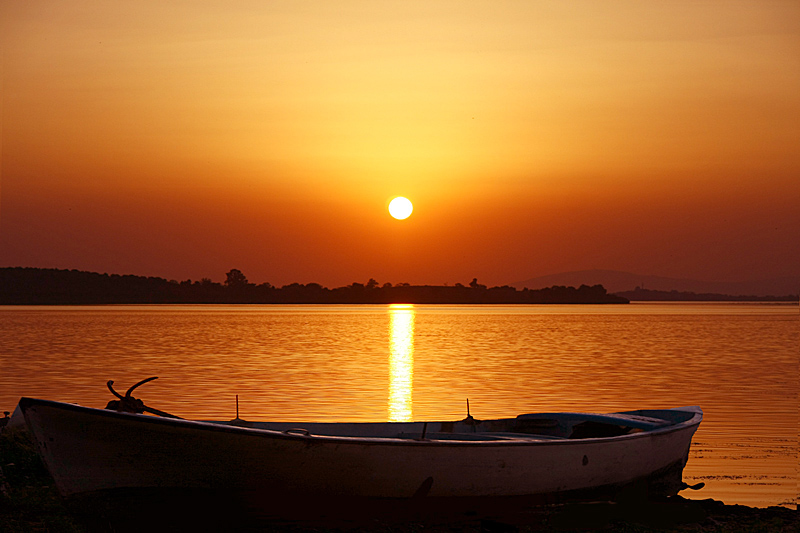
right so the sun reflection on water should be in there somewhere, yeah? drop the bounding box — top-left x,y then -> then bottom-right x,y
388,304 -> 415,422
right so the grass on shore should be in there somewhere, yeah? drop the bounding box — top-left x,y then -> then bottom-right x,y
1,426 -> 83,532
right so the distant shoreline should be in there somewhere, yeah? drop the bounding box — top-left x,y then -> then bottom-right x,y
3,267 -> 798,305
0,267 -> 628,305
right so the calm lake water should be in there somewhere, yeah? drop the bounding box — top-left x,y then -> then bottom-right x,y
1,302 -> 796,509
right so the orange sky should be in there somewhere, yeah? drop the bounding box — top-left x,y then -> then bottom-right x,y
2,1 -> 798,287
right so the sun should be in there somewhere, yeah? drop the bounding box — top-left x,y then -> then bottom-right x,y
388,197 -> 413,220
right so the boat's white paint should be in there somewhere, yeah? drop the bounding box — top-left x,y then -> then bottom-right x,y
18,398 -> 701,501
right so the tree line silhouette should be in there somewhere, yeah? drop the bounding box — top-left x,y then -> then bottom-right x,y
0,267 -> 628,305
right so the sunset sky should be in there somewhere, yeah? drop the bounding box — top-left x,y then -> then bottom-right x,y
2,1 -> 798,287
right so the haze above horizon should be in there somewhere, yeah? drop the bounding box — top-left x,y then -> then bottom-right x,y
2,1 -> 798,288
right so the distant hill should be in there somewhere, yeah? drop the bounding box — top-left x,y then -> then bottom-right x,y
512,269 -> 799,298
614,288 -> 797,302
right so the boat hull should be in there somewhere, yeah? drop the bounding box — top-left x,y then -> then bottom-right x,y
19,399 -> 701,506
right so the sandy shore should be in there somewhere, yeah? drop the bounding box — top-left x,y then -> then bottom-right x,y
58,497 -> 800,532
237,498 -> 798,532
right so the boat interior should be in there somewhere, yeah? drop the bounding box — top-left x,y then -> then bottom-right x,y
95,378 -> 698,442
215,409 -> 696,441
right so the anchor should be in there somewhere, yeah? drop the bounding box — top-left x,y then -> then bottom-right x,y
105,377 -> 182,418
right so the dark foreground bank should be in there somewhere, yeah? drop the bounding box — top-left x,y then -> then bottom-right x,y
1,426 -> 795,532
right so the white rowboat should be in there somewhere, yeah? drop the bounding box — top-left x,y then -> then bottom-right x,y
18,396 -> 702,513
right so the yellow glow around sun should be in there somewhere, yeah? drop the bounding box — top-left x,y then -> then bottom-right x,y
388,197 -> 413,220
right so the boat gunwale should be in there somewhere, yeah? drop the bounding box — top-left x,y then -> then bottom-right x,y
18,397 -> 702,448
